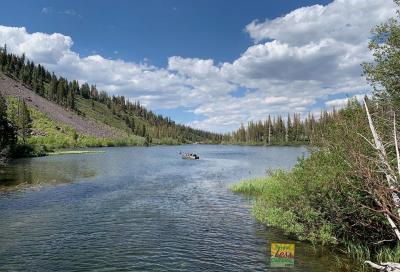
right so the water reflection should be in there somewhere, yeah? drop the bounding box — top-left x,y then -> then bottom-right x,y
0,145 -> 343,271
0,154 -> 98,188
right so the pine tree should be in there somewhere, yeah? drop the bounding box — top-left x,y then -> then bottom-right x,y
142,124 -> 146,137
131,117 -> 136,133
286,113 -> 292,142
20,99 -> 32,144
0,44 -> 6,70
49,74 -> 58,100
90,85 -> 99,100
81,83 -> 90,99
267,115 -> 272,144
12,99 -> 32,144
67,88 -> 75,110
56,79 -> 65,105
72,130 -> 78,145
0,92 -> 16,151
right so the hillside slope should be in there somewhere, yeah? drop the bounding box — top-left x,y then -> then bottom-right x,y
0,48 -> 225,146
0,72 -> 120,138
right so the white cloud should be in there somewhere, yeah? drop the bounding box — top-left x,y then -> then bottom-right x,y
263,96 -> 288,105
325,94 -> 366,108
168,57 -> 218,79
41,7 -> 53,14
0,0 -> 396,132
222,39 -> 366,83
0,26 -> 73,64
245,0 -> 396,45
41,6 -> 81,17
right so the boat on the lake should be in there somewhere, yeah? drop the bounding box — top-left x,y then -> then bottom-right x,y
180,152 -> 199,160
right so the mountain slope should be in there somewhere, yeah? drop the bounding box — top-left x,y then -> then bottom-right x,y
0,48 -> 225,146
0,72 -> 120,139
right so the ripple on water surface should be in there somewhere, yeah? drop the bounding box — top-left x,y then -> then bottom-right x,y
0,145 -> 339,271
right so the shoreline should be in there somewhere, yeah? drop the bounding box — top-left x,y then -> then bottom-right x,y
3,141 -> 309,161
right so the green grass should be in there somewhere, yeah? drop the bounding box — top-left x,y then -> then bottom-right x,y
6,96 -> 146,150
230,150 -> 400,270
27,106 -> 145,149
76,97 -> 181,146
152,137 -> 181,145
332,243 -> 400,272
230,177 -> 270,195
231,169 -> 335,244
76,97 -> 131,133
48,150 -> 106,155
6,96 -> 183,153
230,152 -> 349,245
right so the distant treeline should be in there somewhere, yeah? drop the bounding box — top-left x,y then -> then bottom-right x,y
0,44 -> 345,147
230,110 -> 341,145
0,45 -> 225,144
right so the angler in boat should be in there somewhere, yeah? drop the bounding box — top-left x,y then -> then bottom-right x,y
179,152 -> 199,160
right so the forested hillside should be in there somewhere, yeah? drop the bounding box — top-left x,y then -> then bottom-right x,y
0,45 -> 226,149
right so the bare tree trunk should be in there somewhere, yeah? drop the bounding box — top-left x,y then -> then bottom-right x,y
364,100 -> 400,219
268,122 -> 271,144
365,261 -> 400,271
364,100 -> 400,270
393,113 -> 400,177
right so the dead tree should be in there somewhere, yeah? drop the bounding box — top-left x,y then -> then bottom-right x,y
364,99 -> 400,271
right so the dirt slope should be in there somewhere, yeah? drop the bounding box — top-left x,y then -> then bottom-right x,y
0,73 -> 120,138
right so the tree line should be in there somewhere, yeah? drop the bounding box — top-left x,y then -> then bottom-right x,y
230,110 -> 341,145
0,44 -> 350,149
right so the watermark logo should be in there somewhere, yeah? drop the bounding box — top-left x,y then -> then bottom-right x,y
270,243 -> 295,268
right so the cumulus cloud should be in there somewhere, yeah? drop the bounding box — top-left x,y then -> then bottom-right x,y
168,57 -> 218,79
0,26 -> 73,64
0,0 -> 396,132
245,0 -> 396,45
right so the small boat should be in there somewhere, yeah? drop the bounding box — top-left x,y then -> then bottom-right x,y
180,152 -> 199,160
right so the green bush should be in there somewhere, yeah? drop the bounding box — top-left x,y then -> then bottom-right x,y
231,152 -> 342,245
231,101 -> 396,268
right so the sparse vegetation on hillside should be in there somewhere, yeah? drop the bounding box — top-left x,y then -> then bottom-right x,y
0,45 -> 227,147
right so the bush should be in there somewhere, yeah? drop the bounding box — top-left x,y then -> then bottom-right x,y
231,100 -> 395,245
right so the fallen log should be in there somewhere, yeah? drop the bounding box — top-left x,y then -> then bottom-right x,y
365,261 -> 400,271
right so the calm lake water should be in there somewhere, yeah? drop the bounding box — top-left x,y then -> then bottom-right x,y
0,145 -> 340,271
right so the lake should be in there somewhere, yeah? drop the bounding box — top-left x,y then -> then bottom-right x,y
0,145 -> 339,271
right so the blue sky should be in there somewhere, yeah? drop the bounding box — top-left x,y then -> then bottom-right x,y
0,0 -> 396,131
0,0 -> 331,65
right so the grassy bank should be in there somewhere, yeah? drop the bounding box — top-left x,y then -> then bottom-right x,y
26,101 -> 145,150
231,147 -> 398,270
230,12 -> 400,269
231,153 -> 340,245
4,96 -> 190,158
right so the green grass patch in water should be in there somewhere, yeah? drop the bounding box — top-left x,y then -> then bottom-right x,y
47,150 -> 106,156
